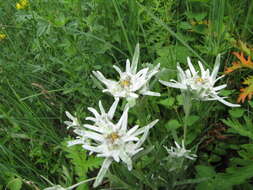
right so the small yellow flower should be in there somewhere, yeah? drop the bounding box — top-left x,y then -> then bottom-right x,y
16,0 -> 29,10
0,34 -> 6,41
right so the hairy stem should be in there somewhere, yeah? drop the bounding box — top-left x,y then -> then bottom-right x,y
183,93 -> 192,142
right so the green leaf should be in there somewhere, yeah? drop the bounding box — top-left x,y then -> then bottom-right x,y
187,115 -> 200,126
158,97 -> 175,109
165,119 -> 181,131
6,178 -> 22,190
186,12 -> 207,21
214,163 -> 253,189
219,89 -> 234,96
62,141 -> 102,190
222,118 -> 253,140
179,22 -> 192,30
54,14 -> 66,27
196,165 -> 216,178
229,108 -> 245,118
195,165 -> 216,190
176,95 -> 184,105
248,100 -> 253,108
238,144 -> 253,160
192,24 -> 207,34
36,20 -> 50,37
208,154 -> 221,162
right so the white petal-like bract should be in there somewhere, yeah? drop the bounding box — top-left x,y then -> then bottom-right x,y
65,99 -> 158,187
159,55 -> 240,107
165,140 -> 197,161
93,44 -> 160,99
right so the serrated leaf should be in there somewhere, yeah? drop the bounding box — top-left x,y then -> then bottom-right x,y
225,52 -> 253,74
63,143 -> 102,190
237,76 -> 253,103
222,118 -> 253,140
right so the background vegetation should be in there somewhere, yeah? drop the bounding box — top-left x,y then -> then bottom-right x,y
0,0 -> 253,189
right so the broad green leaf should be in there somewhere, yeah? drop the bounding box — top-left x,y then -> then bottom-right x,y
187,115 -> 200,126
6,178 -> 22,190
158,97 -> 175,109
196,165 -> 216,178
165,120 -> 181,131
229,108 -> 245,118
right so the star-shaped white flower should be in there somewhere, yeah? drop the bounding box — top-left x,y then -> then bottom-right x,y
65,99 -> 159,187
165,140 -> 197,160
65,98 -> 120,147
159,55 -> 240,107
93,44 -> 160,100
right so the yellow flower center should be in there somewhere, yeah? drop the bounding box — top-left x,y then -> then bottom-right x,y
120,79 -> 131,88
195,77 -> 204,83
106,132 -> 120,143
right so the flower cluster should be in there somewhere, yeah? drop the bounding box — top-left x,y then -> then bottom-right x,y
63,44 -> 160,188
93,44 -> 160,101
165,140 -> 197,161
65,99 -> 158,187
159,55 -> 240,107
50,45 -> 240,189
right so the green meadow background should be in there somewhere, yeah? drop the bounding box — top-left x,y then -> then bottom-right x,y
0,0 -> 253,189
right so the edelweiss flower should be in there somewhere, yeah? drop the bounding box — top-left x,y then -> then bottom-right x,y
65,99 -> 158,187
165,140 -> 197,160
159,55 -> 240,107
65,98 -> 119,147
93,44 -> 160,100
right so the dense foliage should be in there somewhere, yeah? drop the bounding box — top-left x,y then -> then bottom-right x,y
0,0 -> 253,189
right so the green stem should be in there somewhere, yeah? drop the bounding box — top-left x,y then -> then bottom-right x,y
66,177 -> 96,190
183,93 -> 192,142
112,0 -> 133,55
242,0 -> 253,39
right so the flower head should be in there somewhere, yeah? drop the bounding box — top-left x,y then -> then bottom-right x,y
165,140 -> 197,160
159,55 -> 240,107
65,99 -> 158,187
93,44 -> 160,101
